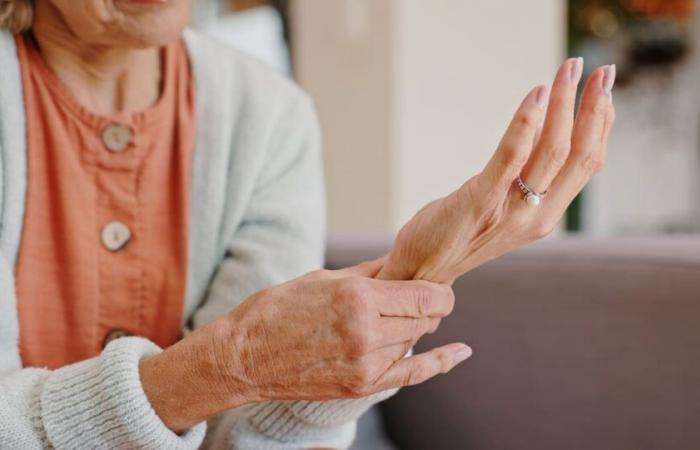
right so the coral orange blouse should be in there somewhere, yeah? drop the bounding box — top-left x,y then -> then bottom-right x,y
14,34 -> 195,369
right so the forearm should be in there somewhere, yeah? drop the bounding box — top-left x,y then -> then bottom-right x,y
146,319 -> 397,450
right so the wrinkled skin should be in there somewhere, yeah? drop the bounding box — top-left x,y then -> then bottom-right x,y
38,0 -> 190,48
221,261 -> 464,403
378,60 -> 615,284
29,2 -> 615,434
144,59 -> 616,434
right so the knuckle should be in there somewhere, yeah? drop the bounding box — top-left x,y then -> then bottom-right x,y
346,367 -> 375,397
582,98 -> 609,117
332,278 -> 355,305
592,101 -> 609,117
334,277 -> 360,301
344,328 -> 372,357
415,283 -> 454,317
406,364 -> 430,386
530,220 -> 556,240
580,152 -> 605,174
508,213 -> 530,233
334,278 -> 370,311
516,110 -> 540,129
413,287 -> 434,317
502,144 -> 530,170
542,140 -> 571,166
437,350 -> 454,373
443,287 -> 456,315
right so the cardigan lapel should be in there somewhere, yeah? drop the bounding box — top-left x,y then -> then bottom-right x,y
181,29 -> 240,323
0,29 -> 233,324
0,32 -> 28,270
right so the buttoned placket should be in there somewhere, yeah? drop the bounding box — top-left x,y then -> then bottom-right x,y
98,121 -> 139,348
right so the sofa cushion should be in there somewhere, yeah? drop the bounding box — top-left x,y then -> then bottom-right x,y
327,236 -> 700,450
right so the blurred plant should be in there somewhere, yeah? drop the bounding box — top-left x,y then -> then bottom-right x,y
569,0 -> 694,73
566,0 -> 695,231
622,0 -> 694,21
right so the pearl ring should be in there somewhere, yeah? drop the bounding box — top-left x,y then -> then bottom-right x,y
516,176 -> 547,207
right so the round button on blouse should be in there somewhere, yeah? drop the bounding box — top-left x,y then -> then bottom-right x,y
101,123 -> 132,153
101,221 -> 132,252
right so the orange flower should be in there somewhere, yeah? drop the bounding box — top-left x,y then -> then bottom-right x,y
622,0 -> 694,21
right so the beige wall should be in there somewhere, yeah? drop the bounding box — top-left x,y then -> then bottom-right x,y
292,0 -> 395,233
292,0 -> 566,233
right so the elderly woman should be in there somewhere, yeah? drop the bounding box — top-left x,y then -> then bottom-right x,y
0,0 -> 615,448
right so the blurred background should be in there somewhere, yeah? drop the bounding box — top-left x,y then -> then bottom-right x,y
191,0 -> 698,235
190,3 -> 700,449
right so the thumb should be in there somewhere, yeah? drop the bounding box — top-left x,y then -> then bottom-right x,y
338,255 -> 388,278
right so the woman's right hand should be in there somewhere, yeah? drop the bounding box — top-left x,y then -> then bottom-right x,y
140,261 -> 470,432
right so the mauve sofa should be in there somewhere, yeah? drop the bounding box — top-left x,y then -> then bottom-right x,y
326,236 -> 700,450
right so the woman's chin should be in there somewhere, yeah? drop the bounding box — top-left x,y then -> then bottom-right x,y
108,0 -> 189,48
112,4 -> 189,48
122,34 -> 180,49
120,0 -> 173,4
113,0 -> 179,12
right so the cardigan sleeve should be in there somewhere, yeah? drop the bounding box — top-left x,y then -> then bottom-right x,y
0,255 -> 206,449
193,96 -> 397,449
0,338 -> 207,450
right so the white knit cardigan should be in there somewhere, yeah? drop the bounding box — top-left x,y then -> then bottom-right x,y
0,29 -> 390,449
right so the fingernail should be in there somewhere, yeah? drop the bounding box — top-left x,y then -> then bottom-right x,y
534,85 -> 549,110
454,345 -> 473,364
603,64 -> 616,95
569,57 -> 584,84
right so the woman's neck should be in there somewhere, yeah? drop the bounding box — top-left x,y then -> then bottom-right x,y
31,2 -> 162,116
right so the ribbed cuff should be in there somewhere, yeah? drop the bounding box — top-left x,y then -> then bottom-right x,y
246,388 -> 397,441
40,337 -> 206,449
225,412 -> 357,450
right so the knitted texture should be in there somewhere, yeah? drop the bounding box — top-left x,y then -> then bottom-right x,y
41,338 -> 206,449
0,29 -> 397,449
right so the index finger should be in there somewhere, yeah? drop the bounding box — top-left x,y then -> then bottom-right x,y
371,279 -> 455,318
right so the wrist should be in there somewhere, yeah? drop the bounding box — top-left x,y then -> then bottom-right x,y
139,320 -> 253,433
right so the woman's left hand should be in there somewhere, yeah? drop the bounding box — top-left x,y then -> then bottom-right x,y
377,59 -> 616,284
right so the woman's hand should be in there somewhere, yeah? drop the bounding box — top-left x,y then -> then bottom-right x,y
377,59 -> 616,284
140,261 -> 470,432
220,261 -> 469,401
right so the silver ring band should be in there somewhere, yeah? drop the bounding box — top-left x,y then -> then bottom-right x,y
516,176 -> 548,206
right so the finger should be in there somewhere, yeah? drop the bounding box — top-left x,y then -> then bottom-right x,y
371,280 -> 455,318
520,57 -> 584,193
599,99 -> 616,163
338,255 -> 388,278
372,343 -> 472,392
360,340 -> 414,375
479,84 -> 549,197
547,65 -> 616,211
532,124 -> 543,148
349,341 -> 414,388
374,317 -> 440,347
